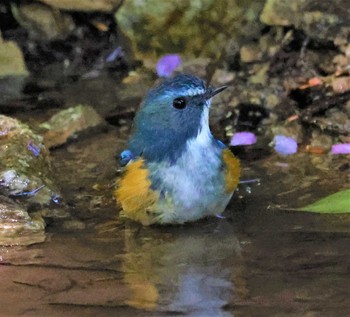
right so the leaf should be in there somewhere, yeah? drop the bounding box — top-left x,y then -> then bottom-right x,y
298,189 -> 350,213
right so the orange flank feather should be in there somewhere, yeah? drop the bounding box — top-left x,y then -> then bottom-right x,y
115,159 -> 159,225
222,149 -> 240,193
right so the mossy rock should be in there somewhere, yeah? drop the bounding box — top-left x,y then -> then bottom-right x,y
115,0 -> 264,65
0,115 -> 60,206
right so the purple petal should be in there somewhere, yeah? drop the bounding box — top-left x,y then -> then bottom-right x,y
273,135 -> 298,155
156,54 -> 182,77
105,47 -> 123,63
230,132 -> 257,146
331,143 -> 350,154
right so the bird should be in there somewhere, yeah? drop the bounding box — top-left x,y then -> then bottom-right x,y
115,74 -> 240,225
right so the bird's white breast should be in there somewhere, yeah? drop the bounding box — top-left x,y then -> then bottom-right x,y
148,106 -> 230,223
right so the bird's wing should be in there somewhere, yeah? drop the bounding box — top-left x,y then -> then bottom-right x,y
216,139 -> 226,149
222,148 -> 240,193
115,158 -> 159,225
119,149 -> 135,166
120,131 -> 148,166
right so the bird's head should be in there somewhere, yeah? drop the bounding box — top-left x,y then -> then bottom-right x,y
129,74 -> 227,162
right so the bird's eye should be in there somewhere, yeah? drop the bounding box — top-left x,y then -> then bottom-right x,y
173,97 -> 186,109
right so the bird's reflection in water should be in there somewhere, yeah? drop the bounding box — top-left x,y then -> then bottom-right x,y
121,220 -> 244,316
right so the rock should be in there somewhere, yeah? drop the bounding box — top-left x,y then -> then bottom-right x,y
40,104 -> 105,148
309,130 -> 333,151
0,115 -> 60,206
0,35 -> 28,78
312,108 -> 350,135
38,0 -> 123,12
115,0 -> 265,65
332,77 -> 350,94
240,44 -> 263,63
249,63 -> 269,85
258,28 -> 286,57
0,195 -> 45,246
260,0 -> 291,26
260,0 -> 350,43
333,54 -> 349,71
265,93 -> 281,110
175,58 -> 211,79
211,68 -> 235,85
11,2 -> 75,40
346,100 -> 350,116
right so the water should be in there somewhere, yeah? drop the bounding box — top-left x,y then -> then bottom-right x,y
1,79 -> 349,317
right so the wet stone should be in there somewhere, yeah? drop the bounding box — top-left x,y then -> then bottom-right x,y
0,195 -> 45,246
40,104 -> 105,148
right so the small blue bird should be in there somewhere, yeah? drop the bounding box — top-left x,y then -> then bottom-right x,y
115,74 -> 240,225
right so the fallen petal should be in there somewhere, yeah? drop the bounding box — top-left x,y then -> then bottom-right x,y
156,54 -> 182,77
230,132 -> 257,146
273,135 -> 298,155
331,143 -> 350,154
27,140 -> 41,157
106,47 -> 123,63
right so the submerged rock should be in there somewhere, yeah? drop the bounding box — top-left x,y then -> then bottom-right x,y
115,0 -> 264,65
0,195 -> 45,246
40,104 -> 105,148
0,115 -> 60,206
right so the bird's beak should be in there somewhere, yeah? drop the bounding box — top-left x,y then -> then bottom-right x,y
204,86 -> 227,100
